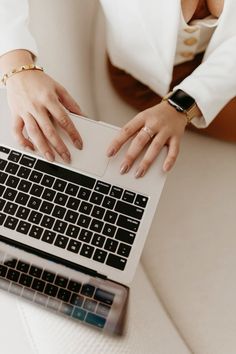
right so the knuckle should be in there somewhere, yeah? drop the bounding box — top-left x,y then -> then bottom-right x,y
44,125 -> 55,139
40,90 -> 55,102
136,133 -> 147,144
59,115 -> 70,128
27,123 -> 39,136
142,159 -> 152,169
122,124 -> 133,136
152,140 -> 162,150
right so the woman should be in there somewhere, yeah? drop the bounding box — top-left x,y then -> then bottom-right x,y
0,0 -> 234,177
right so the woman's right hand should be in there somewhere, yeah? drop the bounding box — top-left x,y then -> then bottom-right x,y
5,69 -> 83,163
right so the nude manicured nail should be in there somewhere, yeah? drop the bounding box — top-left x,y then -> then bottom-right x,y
120,163 -> 129,175
74,139 -> 83,150
135,167 -> 145,178
163,163 -> 170,172
107,147 -> 115,157
62,152 -> 71,163
45,151 -> 54,162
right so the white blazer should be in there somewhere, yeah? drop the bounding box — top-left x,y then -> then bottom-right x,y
0,0 -> 236,128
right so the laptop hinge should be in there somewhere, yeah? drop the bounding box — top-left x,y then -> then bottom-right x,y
0,234 -> 107,280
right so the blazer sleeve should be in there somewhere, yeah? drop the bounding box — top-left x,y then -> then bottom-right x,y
0,0 -> 38,59
174,2 -> 236,128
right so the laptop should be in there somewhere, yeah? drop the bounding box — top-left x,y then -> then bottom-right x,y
0,99 -> 166,334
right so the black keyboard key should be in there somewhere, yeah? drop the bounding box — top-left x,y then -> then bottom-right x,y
78,229 -> 93,243
41,174 -> 55,187
40,215 -> 55,229
39,201 -> 54,214
4,216 -> 18,230
91,234 -> 105,248
117,243 -> 131,257
135,194 -> 148,208
8,150 -> 22,163
104,239 -> 118,253
85,313 -> 106,329
0,159 -> 7,171
29,266 -> 42,278
53,179 -> 66,192
6,175 -> 20,188
4,258 -> 17,268
66,224 -> 80,238
90,219 -> 104,233
95,181 -> 111,194
19,273 -> 33,287
44,283 -> 58,297
19,155 -> 36,168
0,146 -> 10,154
15,192 -> 30,205
42,270 -> 55,283
106,254 -> 127,270
52,205 -> 66,219
91,206 -> 105,220
17,261 -> 30,273
65,183 -> 79,196
94,288 -> 114,305
67,280 -> 81,293
77,187 -> 92,200
53,220 -> 67,233
16,221 -> 31,234
54,234 -> 69,249
67,239 -> 81,253
42,188 -> 56,201
5,162 -> 19,175
93,249 -> 107,263
90,192 -> 103,205
0,212 -> 6,225
122,190 -> 136,203
116,200 -> 144,220
32,279 -> 45,292
54,192 -> 68,206
0,265 -> 7,277
3,201 -> 18,215
102,196 -> 116,210
102,223 -> 116,238
83,298 -> 97,312
35,160 -> 96,189
18,180 -> 32,192
17,166 -> 31,179
29,225 -> 43,239
7,268 -> 20,282
57,288 -> 71,302
55,275 -> 68,288
16,206 -> 30,219
104,210 -> 118,224
64,210 -> 79,224
0,198 -> 6,210
29,184 -> 44,197
115,228 -> 136,245
41,230 -> 56,244
0,172 -> 7,184
72,308 -> 86,321
3,188 -> 17,201
70,293 -> 84,307
110,186 -> 123,199
96,303 -> 110,318
81,284 -> 95,297
27,196 -> 42,210
117,215 -> 140,232
79,201 -> 93,215
29,170 -> 43,183
77,214 -> 91,228
80,244 -> 94,258
29,211 -> 43,224
66,197 -> 80,210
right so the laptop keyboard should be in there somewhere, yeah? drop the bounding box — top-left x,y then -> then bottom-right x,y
0,253 -> 115,329
0,146 -> 148,271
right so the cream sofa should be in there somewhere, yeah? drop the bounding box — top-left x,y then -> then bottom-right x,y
1,1 -> 236,353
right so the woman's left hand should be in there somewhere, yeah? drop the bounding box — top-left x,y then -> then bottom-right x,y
106,101 -> 187,177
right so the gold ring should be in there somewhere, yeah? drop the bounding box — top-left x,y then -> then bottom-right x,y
141,126 -> 155,139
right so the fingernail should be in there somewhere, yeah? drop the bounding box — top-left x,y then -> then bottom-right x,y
163,163 -> 170,172
62,152 -> 71,163
120,163 -> 129,175
107,147 -> 115,157
135,167 -> 145,178
74,139 -> 83,150
45,151 -> 54,162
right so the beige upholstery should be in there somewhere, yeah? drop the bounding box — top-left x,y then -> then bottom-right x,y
1,1 -> 236,353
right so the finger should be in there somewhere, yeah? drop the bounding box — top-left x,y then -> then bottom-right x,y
135,131 -> 169,178
119,128 -> 153,174
32,107 -> 72,162
48,100 -> 83,149
56,84 -> 82,115
107,114 -> 145,157
23,113 -> 56,162
163,137 -> 180,172
13,116 -> 35,151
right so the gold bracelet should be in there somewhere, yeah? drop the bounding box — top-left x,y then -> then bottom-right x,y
1,64 -> 44,86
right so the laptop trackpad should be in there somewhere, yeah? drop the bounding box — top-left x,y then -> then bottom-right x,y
56,115 -> 117,178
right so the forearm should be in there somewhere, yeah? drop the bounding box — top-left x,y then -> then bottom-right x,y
0,49 -> 34,74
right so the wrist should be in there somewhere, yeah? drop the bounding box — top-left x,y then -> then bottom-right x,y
0,49 -> 34,74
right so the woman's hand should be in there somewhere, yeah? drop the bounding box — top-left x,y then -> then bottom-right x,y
6,69 -> 83,163
107,101 -> 187,177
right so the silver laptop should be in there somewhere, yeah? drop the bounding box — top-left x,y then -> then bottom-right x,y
0,100 -> 166,334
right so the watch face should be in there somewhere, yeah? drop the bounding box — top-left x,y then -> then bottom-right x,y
168,89 -> 195,111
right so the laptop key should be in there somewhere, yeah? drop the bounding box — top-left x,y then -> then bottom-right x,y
134,194 -> 148,208
0,159 -> 7,171
3,201 -> 18,215
17,166 -> 31,179
117,243 -> 131,258
6,175 -> 20,188
39,201 -> 54,214
19,273 -> 33,287
8,150 -> 22,163
53,179 -> 67,192
0,171 -> 8,184
0,212 -> 7,225
90,219 -> 104,233
93,249 -> 107,263
19,155 -> 36,168
79,201 -> 93,215
102,223 -> 116,238
66,197 -> 80,210
106,254 -> 127,271
41,215 -> 55,229
104,210 -> 118,224
16,221 -> 31,235
32,279 -> 45,292
70,293 -> 84,306
27,196 -> 42,210
29,211 -> 43,224
42,230 -> 56,244
77,214 -> 91,228
83,299 -> 97,312
29,184 -> 44,197
15,192 -> 30,205
64,210 -> 79,224
5,162 -> 19,175
0,265 -> 7,277
77,188 -> 91,201
4,258 -> 17,268
41,174 -> 55,187
67,280 -> 81,293
67,239 -> 81,254
0,146 -> 10,154
65,183 -> 79,196
42,270 -> 55,283
94,181 -> 111,194
52,205 -> 66,219
72,308 -> 86,321
91,206 -> 105,220
53,220 -> 67,233
102,196 -> 116,210
29,170 -> 43,183
4,216 -> 18,230
116,215 -> 140,232
115,201 -> 144,220
44,283 -> 58,297
66,224 -> 80,238
94,288 -> 114,305
104,239 -> 118,253
89,192 -> 103,205
80,245 -> 94,259
122,190 -> 135,203
7,268 -> 20,282
115,228 -> 136,245
91,234 -> 105,248
29,225 -> 43,239
57,288 -> 71,302
81,284 -> 95,297
55,275 -> 68,288
0,198 -> 6,211
96,303 -> 110,318
42,188 -> 56,201
16,206 -> 30,219
29,266 -> 42,278
78,229 -> 93,243
54,192 -> 68,206
54,234 -> 69,249
85,313 -> 106,329
17,261 -> 30,273
3,187 -> 17,201
18,180 -> 32,192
